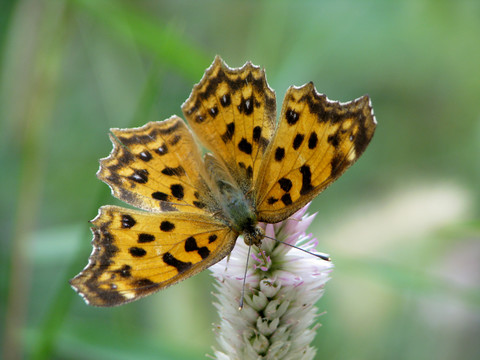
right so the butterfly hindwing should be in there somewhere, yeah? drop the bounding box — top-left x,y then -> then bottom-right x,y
98,116 -> 217,214
182,56 -> 276,193
255,83 -> 376,223
70,206 -> 237,306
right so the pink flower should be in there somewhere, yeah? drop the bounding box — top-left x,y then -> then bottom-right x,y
210,204 -> 333,360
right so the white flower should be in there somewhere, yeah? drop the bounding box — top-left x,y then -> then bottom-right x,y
210,204 -> 333,360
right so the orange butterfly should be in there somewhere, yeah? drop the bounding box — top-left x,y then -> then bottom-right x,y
70,56 -> 376,306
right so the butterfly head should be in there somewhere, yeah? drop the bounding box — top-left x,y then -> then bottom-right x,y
243,224 -> 265,247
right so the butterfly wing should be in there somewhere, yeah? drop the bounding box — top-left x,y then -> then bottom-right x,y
70,206 -> 238,306
255,83 -> 376,223
182,56 -> 276,193
98,116 -> 217,214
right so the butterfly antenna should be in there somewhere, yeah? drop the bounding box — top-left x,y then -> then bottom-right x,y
263,235 -> 331,261
239,244 -> 252,311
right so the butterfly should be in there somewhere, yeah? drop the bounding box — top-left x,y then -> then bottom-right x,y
70,56 -> 376,306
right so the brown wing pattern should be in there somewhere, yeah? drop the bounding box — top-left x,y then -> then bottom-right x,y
182,56 -> 276,193
70,206 -> 237,306
97,116 -> 217,214
255,82 -> 376,223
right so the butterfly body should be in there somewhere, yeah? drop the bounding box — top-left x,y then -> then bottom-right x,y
70,56 -> 376,306
216,179 -> 262,243
201,151 -> 263,245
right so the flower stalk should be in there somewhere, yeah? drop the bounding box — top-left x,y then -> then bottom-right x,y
210,204 -> 333,360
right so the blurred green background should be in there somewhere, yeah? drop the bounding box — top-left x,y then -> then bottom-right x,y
1,0 -> 479,359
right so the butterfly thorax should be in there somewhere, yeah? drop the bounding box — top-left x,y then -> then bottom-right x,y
203,153 -> 264,246
215,182 -> 264,246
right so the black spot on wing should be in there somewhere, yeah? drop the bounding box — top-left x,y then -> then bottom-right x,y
197,247 -> 210,260
155,143 -> 168,155
308,132 -> 318,149
278,178 -> 293,192
195,114 -> 206,123
220,93 -> 231,107
114,265 -> 132,278
160,221 -> 175,232
327,132 -> 340,147
293,133 -> 304,150
129,247 -> 147,257
152,191 -> 169,201
135,278 -> 155,288
238,138 -> 252,154
163,252 -> 192,273
267,197 -> 278,204
170,184 -> 184,200
281,193 -> 292,206
184,236 -> 211,260
161,166 -> 186,176
238,96 -> 254,115
128,169 -> 149,184
221,122 -> 235,143
253,126 -> 261,143
275,147 -> 285,161
209,106 -> 219,118
138,151 -> 152,161
286,109 -> 299,125
185,236 -> 198,252
193,201 -> 206,209
299,165 -> 314,195
138,233 -> 155,243
121,215 -> 136,229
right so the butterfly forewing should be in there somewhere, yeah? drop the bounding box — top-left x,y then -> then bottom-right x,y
98,116 -> 217,214
182,56 -> 276,193
255,83 -> 376,223
70,206 -> 237,306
